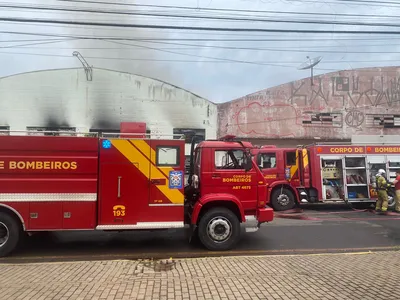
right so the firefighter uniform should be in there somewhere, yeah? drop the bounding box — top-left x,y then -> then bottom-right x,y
394,171 -> 400,213
376,170 -> 389,213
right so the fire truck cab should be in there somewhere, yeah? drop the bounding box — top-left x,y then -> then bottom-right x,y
253,143 -> 400,211
252,146 -> 304,211
0,128 -> 273,257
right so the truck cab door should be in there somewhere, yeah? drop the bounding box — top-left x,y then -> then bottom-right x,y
147,139 -> 185,207
284,150 -> 300,187
256,151 -> 279,185
204,148 -> 258,212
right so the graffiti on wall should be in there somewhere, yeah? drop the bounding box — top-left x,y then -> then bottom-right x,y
233,102 -> 302,138
219,69 -> 400,139
289,76 -> 400,108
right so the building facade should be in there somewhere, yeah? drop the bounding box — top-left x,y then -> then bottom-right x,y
3,66 -> 400,152
0,68 -> 218,173
218,66 -> 400,146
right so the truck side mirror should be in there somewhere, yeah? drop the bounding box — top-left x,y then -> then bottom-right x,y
243,155 -> 253,172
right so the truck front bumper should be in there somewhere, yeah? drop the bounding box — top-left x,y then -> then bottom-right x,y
257,205 -> 274,223
244,206 -> 274,233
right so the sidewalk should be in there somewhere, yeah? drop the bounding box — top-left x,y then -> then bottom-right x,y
0,251 -> 399,300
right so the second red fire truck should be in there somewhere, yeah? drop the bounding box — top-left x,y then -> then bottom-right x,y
253,143 -> 400,211
0,124 -> 273,257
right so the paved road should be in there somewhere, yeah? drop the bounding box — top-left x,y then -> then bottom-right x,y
2,204 -> 400,263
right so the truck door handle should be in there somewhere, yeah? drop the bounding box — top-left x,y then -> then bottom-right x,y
151,178 -> 167,185
212,174 -> 221,179
117,176 -> 121,198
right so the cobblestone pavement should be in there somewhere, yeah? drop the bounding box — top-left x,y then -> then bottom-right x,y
1,251 -> 399,300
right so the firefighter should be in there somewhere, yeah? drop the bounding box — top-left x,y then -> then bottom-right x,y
392,170 -> 400,213
375,169 -> 389,214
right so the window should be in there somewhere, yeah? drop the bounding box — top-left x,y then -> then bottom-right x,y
195,149 -> 201,167
0,126 -> 10,136
257,153 -> 276,169
89,129 -> 119,138
27,126 -> 76,136
193,148 -> 201,174
215,150 -> 246,169
90,129 -> 120,134
173,128 -> 206,143
286,152 -> 297,165
156,146 -> 180,167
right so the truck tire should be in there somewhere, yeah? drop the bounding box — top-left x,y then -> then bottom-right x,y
0,212 -> 21,257
198,207 -> 241,251
387,189 -> 395,210
271,187 -> 296,211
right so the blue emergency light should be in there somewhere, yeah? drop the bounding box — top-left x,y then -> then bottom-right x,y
102,139 -> 112,149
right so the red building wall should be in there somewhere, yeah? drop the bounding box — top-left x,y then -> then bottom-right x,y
218,66 -> 400,141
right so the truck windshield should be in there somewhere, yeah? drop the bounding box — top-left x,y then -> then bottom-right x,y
216,149 -> 245,169
194,148 -> 201,174
258,153 -> 276,169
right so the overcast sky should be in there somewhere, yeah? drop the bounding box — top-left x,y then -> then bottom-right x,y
1,0 -> 400,102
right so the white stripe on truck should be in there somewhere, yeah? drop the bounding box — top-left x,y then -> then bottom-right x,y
0,193 -> 97,202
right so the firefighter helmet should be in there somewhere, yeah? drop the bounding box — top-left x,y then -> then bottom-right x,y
377,169 -> 386,176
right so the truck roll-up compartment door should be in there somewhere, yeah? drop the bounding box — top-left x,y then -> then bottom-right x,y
388,157 -> 400,182
367,155 -> 386,199
343,156 -> 369,200
320,156 -> 345,201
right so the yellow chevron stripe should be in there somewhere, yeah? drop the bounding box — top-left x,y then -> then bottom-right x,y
131,140 -> 165,175
302,149 -> 309,169
130,140 -> 176,179
286,151 -> 299,179
291,151 -> 299,178
111,139 -> 184,204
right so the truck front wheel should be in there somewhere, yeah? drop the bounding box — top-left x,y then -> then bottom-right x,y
0,212 -> 21,257
271,187 -> 296,211
198,207 -> 241,251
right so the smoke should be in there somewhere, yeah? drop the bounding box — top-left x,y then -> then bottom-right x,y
62,1 -> 178,84
90,118 -> 120,131
44,116 -> 70,129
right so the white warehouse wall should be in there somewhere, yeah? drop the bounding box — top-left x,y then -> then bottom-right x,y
0,68 -> 217,155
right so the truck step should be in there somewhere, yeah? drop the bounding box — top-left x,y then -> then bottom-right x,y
298,190 -> 309,203
244,216 -> 259,232
245,216 -> 256,222
322,199 -> 345,203
245,227 -> 259,233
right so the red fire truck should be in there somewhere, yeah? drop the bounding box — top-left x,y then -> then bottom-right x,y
253,143 -> 400,211
0,125 -> 273,257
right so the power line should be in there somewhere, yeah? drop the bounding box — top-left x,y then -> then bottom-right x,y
102,39 -> 312,68
3,17 -> 400,34
56,0 -> 400,12
0,39 -> 77,49
4,30 -> 400,41
250,0 -> 400,8
0,38 -> 75,43
4,3 -> 400,28
5,35 -> 400,53
12,21 -> 399,38
7,36 -> 389,55
2,40 -> 395,73
2,50 -> 400,64
98,39 -> 400,54
293,0 -> 400,7
0,49 -> 309,68
11,42 -> 400,50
